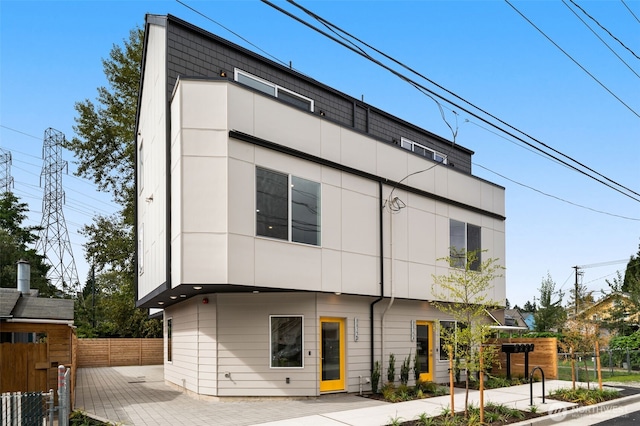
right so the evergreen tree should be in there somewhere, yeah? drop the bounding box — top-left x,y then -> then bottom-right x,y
65,27 -> 160,337
623,243 -> 640,294
0,192 -> 55,296
533,273 -> 566,332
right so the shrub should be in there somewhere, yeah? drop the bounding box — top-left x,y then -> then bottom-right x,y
387,353 -> 396,384
371,360 -> 381,393
400,352 -> 411,385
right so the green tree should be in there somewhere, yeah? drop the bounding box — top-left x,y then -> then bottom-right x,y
533,273 -> 566,332
65,27 -> 160,337
0,192 -> 55,296
623,243 -> 640,294
431,249 -> 504,418
522,300 -> 537,313
603,271 -> 639,336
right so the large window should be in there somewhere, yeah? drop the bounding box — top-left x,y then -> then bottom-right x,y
449,219 -> 481,270
270,316 -> 303,368
256,167 -> 321,246
235,69 -> 314,112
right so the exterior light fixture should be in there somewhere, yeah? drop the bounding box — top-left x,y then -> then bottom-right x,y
158,301 -> 165,305
170,296 -> 178,300
193,286 -> 203,290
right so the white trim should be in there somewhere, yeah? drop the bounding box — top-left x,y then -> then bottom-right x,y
400,137 -> 447,164
234,68 -> 314,112
5,318 -> 74,325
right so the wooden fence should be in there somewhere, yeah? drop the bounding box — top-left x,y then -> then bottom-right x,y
77,338 -> 163,367
489,337 -> 558,380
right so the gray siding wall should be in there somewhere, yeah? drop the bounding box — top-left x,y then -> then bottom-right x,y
164,16 -> 472,174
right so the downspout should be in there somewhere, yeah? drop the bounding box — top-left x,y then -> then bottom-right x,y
381,195 -> 396,378
370,181 -> 384,373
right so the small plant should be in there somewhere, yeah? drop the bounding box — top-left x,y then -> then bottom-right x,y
388,413 -> 404,426
400,351 -> 411,385
529,404 -> 539,413
381,383 -> 397,401
387,353 -> 396,384
439,405 -> 452,417
415,412 -> 436,426
371,360 -> 381,393
413,351 -> 421,381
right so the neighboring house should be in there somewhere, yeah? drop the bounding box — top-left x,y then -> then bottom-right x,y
576,292 -> 639,332
521,312 -> 536,331
0,260 -> 75,394
504,308 -> 527,328
135,14 -> 506,397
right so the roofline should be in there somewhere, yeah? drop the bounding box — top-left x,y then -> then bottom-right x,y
4,318 -> 74,325
161,13 -> 475,156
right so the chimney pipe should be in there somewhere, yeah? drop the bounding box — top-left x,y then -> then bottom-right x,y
17,259 -> 31,295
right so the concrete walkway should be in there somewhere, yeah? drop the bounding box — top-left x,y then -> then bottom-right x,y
74,366 -> 640,426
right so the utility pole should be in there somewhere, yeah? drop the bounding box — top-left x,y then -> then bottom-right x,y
572,265 -> 583,317
35,128 -> 79,294
0,148 -> 13,193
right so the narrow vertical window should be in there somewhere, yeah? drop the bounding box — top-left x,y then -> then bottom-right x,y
291,176 -> 321,245
138,223 -> 144,275
449,219 -> 466,268
138,141 -> 144,192
467,224 -> 481,270
256,168 -> 289,240
167,318 -> 172,363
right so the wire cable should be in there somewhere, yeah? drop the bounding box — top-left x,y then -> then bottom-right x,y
505,0 -> 640,119
563,0 -> 640,79
621,0 -> 640,24
475,163 -> 640,221
175,0 -> 291,69
570,0 -> 640,60
261,0 -> 640,203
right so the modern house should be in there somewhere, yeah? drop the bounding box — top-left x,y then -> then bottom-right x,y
135,14 -> 506,397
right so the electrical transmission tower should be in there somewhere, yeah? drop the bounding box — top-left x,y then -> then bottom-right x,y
0,148 -> 14,193
35,128 -> 79,293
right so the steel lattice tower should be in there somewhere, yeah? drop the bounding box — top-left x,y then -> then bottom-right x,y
0,148 -> 13,193
35,128 -> 79,293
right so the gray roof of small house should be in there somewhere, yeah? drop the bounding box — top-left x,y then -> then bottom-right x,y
0,289 -> 21,317
0,288 -> 74,321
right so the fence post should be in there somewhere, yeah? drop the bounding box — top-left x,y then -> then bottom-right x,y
627,349 -> 631,374
58,365 -> 69,426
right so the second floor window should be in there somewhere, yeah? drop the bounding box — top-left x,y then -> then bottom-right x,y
450,219 -> 481,270
256,167 -> 321,246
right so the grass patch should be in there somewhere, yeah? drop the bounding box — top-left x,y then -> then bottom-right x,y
602,373 -> 640,382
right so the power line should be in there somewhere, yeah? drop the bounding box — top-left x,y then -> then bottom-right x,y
505,0 -> 640,119
260,0 -> 640,204
474,163 -> 640,221
563,0 -> 640,80
621,0 -> 640,24
569,0 -> 640,60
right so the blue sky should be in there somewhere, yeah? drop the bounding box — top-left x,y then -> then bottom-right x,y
1,0 -> 639,307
